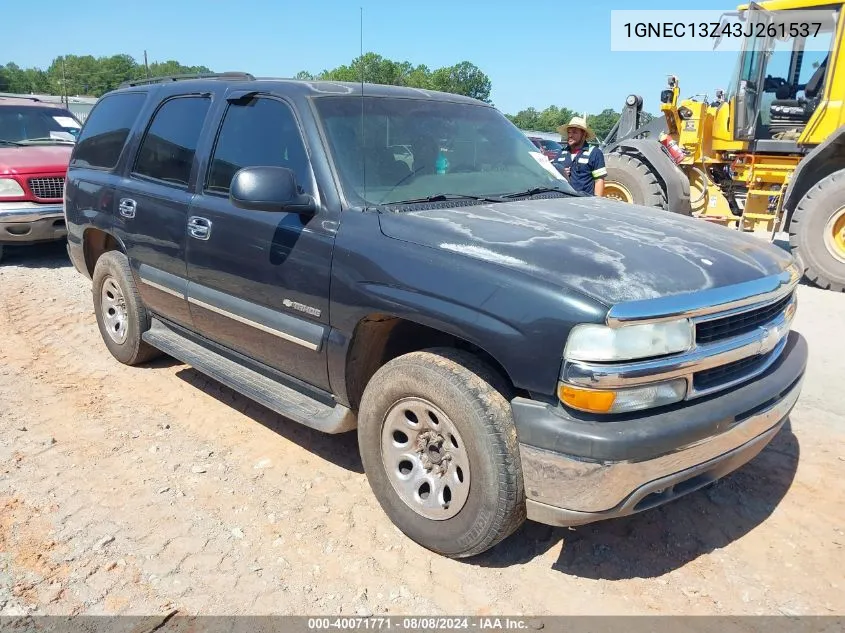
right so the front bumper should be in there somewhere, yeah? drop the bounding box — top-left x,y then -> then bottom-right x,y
514,330 -> 807,526
0,203 -> 67,245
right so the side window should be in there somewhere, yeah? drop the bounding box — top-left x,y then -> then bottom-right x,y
70,92 -> 146,169
206,97 -> 312,195
133,96 -> 211,187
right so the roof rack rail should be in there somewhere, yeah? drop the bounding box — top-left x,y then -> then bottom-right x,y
118,72 -> 255,89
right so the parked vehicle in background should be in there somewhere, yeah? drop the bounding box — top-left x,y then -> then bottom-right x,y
64,73 -> 806,559
528,136 -> 563,160
0,95 -> 80,263
0,93 -> 98,124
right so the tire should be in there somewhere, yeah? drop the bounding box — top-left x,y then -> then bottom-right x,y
92,251 -> 161,365
357,347 -> 525,559
604,152 -> 669,210
0,245 -> 4,264
788,170 -> 845,292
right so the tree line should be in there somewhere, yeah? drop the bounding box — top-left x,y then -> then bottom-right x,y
0,55 -> 212,99
294,52 -> 493,104
505,105 -> 654,143
1,52 -> 650,142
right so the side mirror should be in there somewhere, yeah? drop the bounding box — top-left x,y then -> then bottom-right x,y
229,166 -> 317,214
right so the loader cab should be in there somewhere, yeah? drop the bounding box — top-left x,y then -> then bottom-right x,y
727,2 -> 841,145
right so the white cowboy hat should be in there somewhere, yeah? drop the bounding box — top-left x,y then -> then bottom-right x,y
557,116 -> 595,140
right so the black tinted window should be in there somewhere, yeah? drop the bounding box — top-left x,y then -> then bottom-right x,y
133,96 -> 211,187
71,93 -> 146,169
206,98 -> 311,194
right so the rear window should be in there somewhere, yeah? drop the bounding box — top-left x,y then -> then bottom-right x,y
71,92 -> 147,170
540,140 -> 562,151
132,96 -> 211,187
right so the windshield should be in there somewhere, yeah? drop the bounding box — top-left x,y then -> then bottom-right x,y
0,105 -> 81,144
313,96 -> 575,205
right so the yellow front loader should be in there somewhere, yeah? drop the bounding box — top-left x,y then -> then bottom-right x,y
601,0 -> 845,291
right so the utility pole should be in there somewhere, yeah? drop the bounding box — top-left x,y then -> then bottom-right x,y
144,50 -> 150,78
61,57 -> 67,106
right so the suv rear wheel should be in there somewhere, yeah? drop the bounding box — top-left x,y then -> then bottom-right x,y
357,348 -> 526,558
92,251 -> 161,365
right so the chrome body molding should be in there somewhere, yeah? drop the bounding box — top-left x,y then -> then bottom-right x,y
605,262 -> 801,327
187,296 -> 320,351
140,276 -> 183,299
135,263 -> 325,353
521,376 -> 803,514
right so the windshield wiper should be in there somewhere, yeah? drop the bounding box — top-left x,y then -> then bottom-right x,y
387,193 -> 504,205
500,186 -> 579,199
19,137 -> 75,144
0,139 -> 24,146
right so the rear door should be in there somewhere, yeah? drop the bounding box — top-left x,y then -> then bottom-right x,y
184,93 -> 336,391
115,94 -> 212,329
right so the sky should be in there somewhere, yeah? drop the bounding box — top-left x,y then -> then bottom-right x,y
2,0 -> 742,116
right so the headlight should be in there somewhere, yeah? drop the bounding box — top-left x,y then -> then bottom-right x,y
558,379 -> 687,414
564,319 -> 693,362
0,178 -> 25,198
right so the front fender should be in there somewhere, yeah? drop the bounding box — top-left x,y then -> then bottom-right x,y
328,212 -> 608,400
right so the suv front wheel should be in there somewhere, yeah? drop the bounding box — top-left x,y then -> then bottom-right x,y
357,348 -> 526,558
92,251 -> 161,365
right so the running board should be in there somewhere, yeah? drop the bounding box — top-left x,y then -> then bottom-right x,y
142,318 -> 356,434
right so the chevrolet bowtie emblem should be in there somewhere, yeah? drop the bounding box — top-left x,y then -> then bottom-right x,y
759,324 -> 778,354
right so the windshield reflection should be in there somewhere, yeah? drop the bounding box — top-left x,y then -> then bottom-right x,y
313,96 -> 575,206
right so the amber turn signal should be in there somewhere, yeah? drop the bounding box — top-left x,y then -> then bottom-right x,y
558,384 -> 616,413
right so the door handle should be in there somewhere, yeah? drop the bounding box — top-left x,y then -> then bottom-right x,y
188,216 -> 212,240
118,198 -> 136,219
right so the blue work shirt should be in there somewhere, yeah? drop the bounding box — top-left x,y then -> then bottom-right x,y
552,143 -> 607,195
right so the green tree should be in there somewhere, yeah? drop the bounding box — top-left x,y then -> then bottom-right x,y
507,107 -> 540,131
298,53 -> 492,101
586,108 -> 620,141
2,54 -> 215,98
319,52 -> 408,85
428,61 -> 492,102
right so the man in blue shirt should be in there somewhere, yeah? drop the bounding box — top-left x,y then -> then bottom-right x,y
552,117 -> 606,196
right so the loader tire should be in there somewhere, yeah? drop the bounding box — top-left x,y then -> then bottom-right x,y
604,153 -> 668,210
789,169 -> 845,292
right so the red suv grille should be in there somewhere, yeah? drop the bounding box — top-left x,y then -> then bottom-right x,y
28,177 -> 65,200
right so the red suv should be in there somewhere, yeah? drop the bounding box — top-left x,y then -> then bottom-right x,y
528,136 -> 563,161
0,95 -> 81,263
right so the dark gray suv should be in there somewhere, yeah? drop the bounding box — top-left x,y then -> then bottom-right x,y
63,72 -> 808,559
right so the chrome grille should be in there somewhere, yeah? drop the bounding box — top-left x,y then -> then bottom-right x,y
693,350 -> 774,392
28,177 -> 65,200
695,293 -> 793,345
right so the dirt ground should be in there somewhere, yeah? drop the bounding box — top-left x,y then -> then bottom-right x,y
1,241 -> 844,618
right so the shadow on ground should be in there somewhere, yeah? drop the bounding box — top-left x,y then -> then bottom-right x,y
174,366 -> 364,474
472,420 -> 800,578
0,241 -> 71,269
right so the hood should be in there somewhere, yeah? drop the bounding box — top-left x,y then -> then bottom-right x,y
377,196 -> 794,306
0,145 -> 73,175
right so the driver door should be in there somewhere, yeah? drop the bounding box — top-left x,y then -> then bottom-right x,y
184,92 -> 336,391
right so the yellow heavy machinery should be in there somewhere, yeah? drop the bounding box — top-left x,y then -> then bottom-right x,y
601,0 -> 845,291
